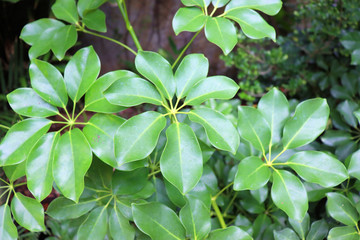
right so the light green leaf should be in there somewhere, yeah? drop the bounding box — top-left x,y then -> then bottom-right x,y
83,9 -> 107,32
46,197 -> 96,220
53,128 -> 92,202
104,77 -> 163,107
185,76 -> 239,105
51,0 -> 78,24
208,226 -> 252,240
326,192 -> 359,226
132,202 -> 186,240
271,170 -> 308,221
234,156 -> 270,191
7,88 -> 58,117
181,0 -> 211,7
77,0 -> 106,16
11,193 -> 45,232
110,204 -> 135,240
135,51 -> 175,100
282,98 -> 329,149
3,161 -> 26,182
288,151 -> 348,188
51,25 -> 78,60
274,228 -> 299,240
160,123 -> 203,194
83,113 -> 125,167
211,0 -> 230,8
0,205 -> 18,240
64,46 -> 100,102
0,118 -> 51,166
225,0 -> 283,16
321,130 -> 352,147
350,49 -> 360,65
77,206 -> 108,240
328,226 -> 359,240
112,168 -> 148,195
354,109 -> 360,123
173,7 -> 207,35
237,106 -> 271,153
336,100 -> 358,128
348,150 -> 360,180
205,17 -> 237,55
289,213 -> 310,239
26,132 -> 59,201
306,220 -> 328,240
29,59 -> 68,107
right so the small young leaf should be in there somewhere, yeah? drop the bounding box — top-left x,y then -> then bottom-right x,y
83,9 -> 107,32
46,197 -> 97,220
51,0 -> 79,24
326,192 -> 359,226
306,220 -> 328,240
289,213 -> 310,239
208,226 -> 252,240
0,205 -> 18,240
273,228 -> 299,240
110,204 -> 135,240
327,226 -> 359,239
77,206 -> 108,240
225,0 -> 283,16
172,7 -> 207,35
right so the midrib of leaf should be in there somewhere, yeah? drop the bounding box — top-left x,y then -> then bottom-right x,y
213,18 -> 225,47
36,65 -> 65,106
17,195 -> 38,226
225,14 -> 264,35
86,207 -> 106,237
245,163 -> 267,181
69,131 -> 77,199
275,171 -> 296,214
185,89 -> 230,105
58,6 -> 77,23
242,111 -> 266,154
225,3 -> 279,14
189,206 -> 197,240
288,162 -> 342,175
176,123 -> 185,193
88,122 -> 112,138
39,133 -> 57,199
177,63 -> 202,99
115,93 -> 162,105
74,53 -> 93,102
337,202 -> 358,225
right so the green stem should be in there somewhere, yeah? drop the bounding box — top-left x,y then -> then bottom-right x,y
73,107 -> 87,123
172,31 -> 201,69
14,182 -> 27,188
62,104 -> 72,120
213,182 -> 234,200
0,124 -> 10,130
0,178 -> 9,185
270,148 -> 287,163
148,169 -> 161,178
0,189 -> 10,200
211,198 -> 227,229
223,192 -> 238,215
5,188 -> 11,205
56,112 -> 70,122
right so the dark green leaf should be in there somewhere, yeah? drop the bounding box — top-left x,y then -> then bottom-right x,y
0,205 -> 18,240
289,213 -> 310,239
336,100 -> 359,128
112,168 -> 148,195
326,192 -> 359,226
328,226 -> 359,239
348,150 -> 360,180
46,197 -> 96,220
110,204 -> 135,240
274,228 -> 299,240
208,226 -> 252,240
321,130 -> 352,147
225,0 -> 283,16
3,161 -> 26,182
51,0 -> 78,24
164,179 -> 186,207
77,206 -> 108,240
306,220 -> 328,240
172,7 -> 207,35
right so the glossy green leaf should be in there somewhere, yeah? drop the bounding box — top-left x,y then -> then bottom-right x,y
274,228 -> 299,240
189,108 -> 239,153
348,150 -> 360,180
208,226 -> 252,240
289,213 -> 310,239
321,130 -> 352,147
135,51 -> 175,99
26,132 -> 59,201
326,192 -> 359,226
237,106 -> 271,153
51,0 -> 78,24
0,205 -> 18,240
85,70 -> 137,113
337,100 -> 359,128
132,202 -> 186,240
225,9 -> 276,41
11,193 -> 45,231
3,161 -> 26,182
112,168 -> 148,195
328,226 -> 359,240
7,88 -> 58,117
77,206 -> 108,240
77,0 -> 106,16
110,204 -> 135,240
234,156 -> 270,191
115,111 -> 166,165
46,197 -> 96,220
51,25 -> 78,60
306,220 -> 328,240
83,113 -> 125,167
288,151 -> 348,188
350,49 -> 360,65
250,185 -> 268,204
64,46 -> 100,102
181,0 -> 211,7
173,7 -> 207,35
225,0 -> 283,16
354,109 -> 360,123
179,196 -> 211,240
185,76 -> 239,105
29,59 -> 68,107
253,214 -> 271,239
53,128 -> 92,202
83,9 -> 107,32
282,98 -> 329,149
0,118 -> 51,166
271,170 -> 308,220
104,77 -> 163,107
258,88 -> 289,144
205,17 -> 237,55
212,0 -> 230,8
160,123 -> 203,194
165,179 -> 186,207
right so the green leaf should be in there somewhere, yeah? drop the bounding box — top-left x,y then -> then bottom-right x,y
289,213 -> 310,239
29,59 -> 68,108
185,76 -> 239,105
282,98 -> 329,149
253,214 -> 271,239
132,202 -> 186,240
7,88 -> 58,117
225,0 -> 283,16
85,70 -> 137,113
354,109 -> 360,124
208,226 -> 252,240
234,156 -> 271,190
336,100 -> 359,128
0,118 -> 51,166
135,51 -> 175,100
271,170 -> 308,221
51,25 -> 78,60
328,226 -> 359,240
181,0 -> 211,7
160,123 -> 203,194
112,168 -> 148,195
350,49 -> 360,65
165,179 -> 186,207
83,9 -> 107,32
287,151 -> 348,188
274,228 -> 300,240
110,204 -> 135,240
326,192 -> 359,226
172,7 -> 207,35
46,197 -> 96,220
212,0 -> 230,8
51,0 -> 79,24
0,205 -> 18,240
321,130 -> 352,147
237,106 -> 271,153
64,46 -> 100,102
26,132 -> 59,201
53,128 -> 92,202
83,113 -> 125,167
204,17 -> 237,55
225,9 -> 276,41
179,196 -> 211,240
258,88 -> 289,144
77,206 -> 108,240
115,111 -> 166,165
348,150 -> 360,180
104,77 -> 163,107
189,108 -> 239,153
4,162 -> 27,183
77,0 -> 106,16
306,220 -> 328,240
11,193 -> 45,231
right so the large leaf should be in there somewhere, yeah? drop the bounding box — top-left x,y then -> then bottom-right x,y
348,149 -> 360,180
173,7 -> 207,35
109,204 -> 135,240
135,51 -> 175,100
64,46 -> 100,102
0,205 -> 18,240
208,226 -> 252,240
189,108 -> 239,153
115,111 -> 166,165
46,197 -> 96,220
204,17 -> 237,55
53,128 -> 92,202
26,132 -> 59,201
225,0 -> 283,16
282,98 -> 329,149
327,226 -> 359,240
185,76 -> 239,105
271,170 -> 308,220
112,168 -> 148,195
77,206 -> 108,240
132,202 -> 186,240
287,151 -> 348,188
326,192 -> 359,226
0,118 -> 51,166
11,193 -> 45,232
160,123 -> 203,194
51,0 -> 78,24
306,220 -> 328,240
